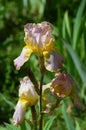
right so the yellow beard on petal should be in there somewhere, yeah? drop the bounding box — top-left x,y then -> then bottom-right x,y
19,94 -> 38,107
24,40 -> 54,56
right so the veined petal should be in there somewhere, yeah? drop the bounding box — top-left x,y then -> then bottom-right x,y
24,22 -> 55,51
13,101 -> 27,125
43,50 -> 64,72
19,76 -> 38,106
14,46 -> 33,70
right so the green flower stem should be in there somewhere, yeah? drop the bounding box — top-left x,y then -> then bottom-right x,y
31,105 -> 37,130
39,74 -> 44,130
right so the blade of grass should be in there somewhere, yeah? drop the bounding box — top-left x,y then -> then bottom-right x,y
64,11 -> 71,38
43,116 -> 56,130
0,127 -> 6,130
62,39 -> 86,87
61,101 -> 75,130
0,93 -> 14,107
23,0 -> 28,9
75,120 -> 81,130
62,15 -> 66,39
5,123 -> 20,130
73,0 -> 86,50
20,121 -> 31,130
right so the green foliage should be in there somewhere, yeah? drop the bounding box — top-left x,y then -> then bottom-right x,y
61,101 -> 75,130
0,127 -> 6,130
20,121 -> 31,130
5,123 -> 20,130
43,116 -> 56,130
61,39 -> 86,87
2,121 -> 31,130
73,0 -> 86,50
75,120 -> 81,130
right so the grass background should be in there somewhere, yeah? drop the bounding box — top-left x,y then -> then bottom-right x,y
0,0 -> 86,129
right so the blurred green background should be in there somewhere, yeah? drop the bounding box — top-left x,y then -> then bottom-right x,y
0,0 -> 86,129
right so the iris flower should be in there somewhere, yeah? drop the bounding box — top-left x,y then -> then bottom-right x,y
50,72 -> 74,98
42,72 -> 83,110
14,21 -> 64,72
13,76 -> 38,125
50,72 -> 83,109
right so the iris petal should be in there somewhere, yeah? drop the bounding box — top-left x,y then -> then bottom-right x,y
24,22 -> 55,51
13,76 -> 38,125
43,50 -> 64,72
13,101 -> 27,125
14,47 -> 33,70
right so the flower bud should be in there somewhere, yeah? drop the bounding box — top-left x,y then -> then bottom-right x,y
13,76 -> 38,125
19,76 -> 38,106
50,72 -> 74,98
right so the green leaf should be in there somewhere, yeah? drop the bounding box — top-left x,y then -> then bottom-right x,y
62,39 -> 86,87
62,15 -> 66,39
24,121 -> 31,130
29,0 -> 46,18
61,101 -> 75,130
75,120 -> 81,130
43,116 -> 56,130
0,126 -> 6,130
63,11 -> 71,38
5,123 -> 20,130
73,0 -> 86,50
23,0 -> 28,9
20,121 -> 31,130
0,93 -> 14,107
5,122 -> 31,130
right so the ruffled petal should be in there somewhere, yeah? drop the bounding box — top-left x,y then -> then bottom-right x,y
43,50 -> 64,72
24,22 -> 55,51
13,76 -> 39,125
14,47 -> 33,70
19,76 -> 38,106
13,101 -> 27,125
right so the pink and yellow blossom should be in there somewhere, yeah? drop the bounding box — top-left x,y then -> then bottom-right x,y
13,76 -> 38,125
50,72 -> 74,98
14,21 -> 64,72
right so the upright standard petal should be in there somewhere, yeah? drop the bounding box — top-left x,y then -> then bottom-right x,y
13,101 -> 27,125
50,72 -> 74,98
24,21 -> 55,53
43,50 -> 64,72
19,76 -> 38,106
14,46 -> 33,70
